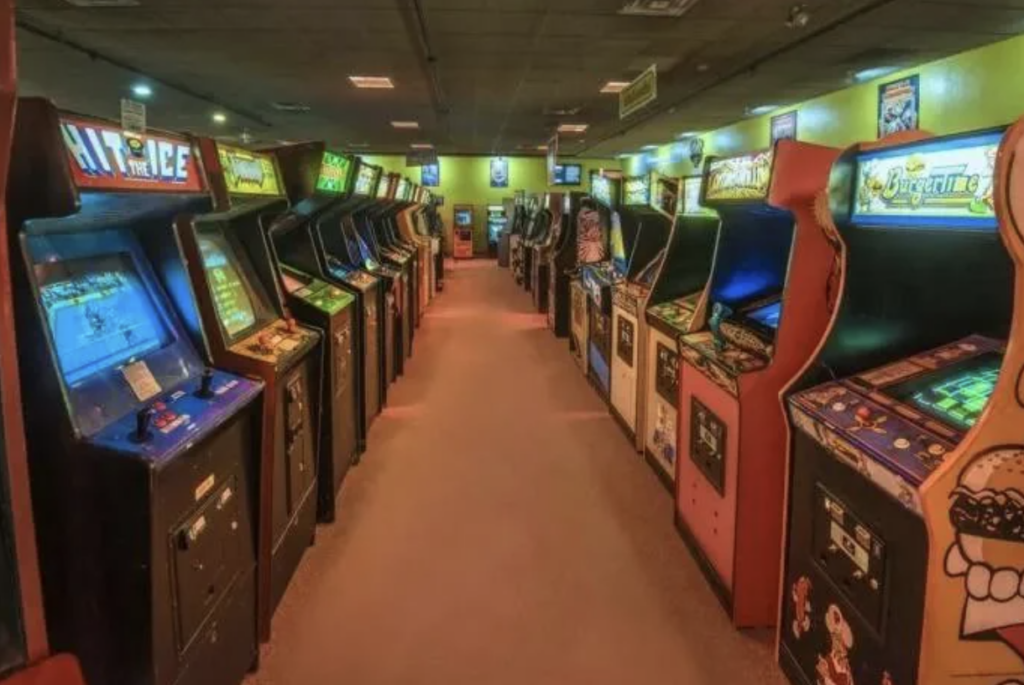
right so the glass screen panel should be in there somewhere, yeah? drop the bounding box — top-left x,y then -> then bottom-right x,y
887,351 -> 1002,430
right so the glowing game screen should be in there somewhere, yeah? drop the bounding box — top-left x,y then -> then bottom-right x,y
198,235 -> 258,339
746,300 -> 782,329
888,351 -> 1003,430
38,253 -> 171,385
610,212 -> 628,277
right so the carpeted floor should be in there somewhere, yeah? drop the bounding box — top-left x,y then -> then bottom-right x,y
246,259 -> 786,685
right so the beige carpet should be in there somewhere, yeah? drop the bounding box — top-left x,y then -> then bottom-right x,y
246,259 -> 786,685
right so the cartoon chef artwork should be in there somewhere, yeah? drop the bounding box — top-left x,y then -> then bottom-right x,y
816,604 -> 856,685
792,575 -> 813,640
945,447 -> 1024,660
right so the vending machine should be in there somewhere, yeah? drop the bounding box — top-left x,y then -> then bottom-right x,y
453,204 -> 475,259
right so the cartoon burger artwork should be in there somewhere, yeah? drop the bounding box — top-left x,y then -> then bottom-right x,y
945,447 -> 1024,657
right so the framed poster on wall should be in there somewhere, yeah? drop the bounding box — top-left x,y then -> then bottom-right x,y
490,157 -> 509,188
421,163 -> 440,187
878,75 -> 920,139
771,111 -> 797,143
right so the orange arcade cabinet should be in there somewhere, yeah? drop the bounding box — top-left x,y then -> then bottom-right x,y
674,140 -> 839,628
781,125 -> 1024,685
453,204 -> 474,259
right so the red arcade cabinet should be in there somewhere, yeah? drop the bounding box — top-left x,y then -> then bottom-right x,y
674,141 -> 839,627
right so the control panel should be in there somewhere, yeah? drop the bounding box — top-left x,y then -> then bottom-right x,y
233,319 -> 318,364
813,485 -> 887,633
690,398 -> 727,495
294,279 -> 353,315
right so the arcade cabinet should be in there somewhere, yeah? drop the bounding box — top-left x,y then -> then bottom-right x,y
7,100 -> 264,685
487,204 -> 507,259
311,160 -> 386,437
531,193 -> 563,313
178,140 -> 322,641
453,204 -> 474,259
674,141 -> 839,628
508,194 -> 527,283
522,196 -> 551,294
780,127 -> 1024,685
548,192 -> 585,338
642,177 -> 718,489
397,185 -> 434,318
266,143 -> 361,523
383,177 -> 420,351
609,173 -> 679,445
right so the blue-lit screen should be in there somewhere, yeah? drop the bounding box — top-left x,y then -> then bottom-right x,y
746,300 -> 782,329
38,253 -> 171,385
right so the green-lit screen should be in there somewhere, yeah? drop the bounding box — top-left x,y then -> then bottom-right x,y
316,152 -> 352,194
199,235 -> 257,338
888,351 -> 1002,430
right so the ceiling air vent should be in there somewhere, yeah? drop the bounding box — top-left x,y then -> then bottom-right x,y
63,0 -> 140,6
619,0 -> 700,17
272,101 -> 312,114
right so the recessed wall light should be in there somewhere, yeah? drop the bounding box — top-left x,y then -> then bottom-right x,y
131,83 -> 152,99
391,121 -> 420,129
600,81 -> 630,94
349,76 -> 395,89
557,123 -> 589,134
212,112 -> 227,124
747,105 -> 779,116
410,143 -> 433,149
852,66 -> 899,83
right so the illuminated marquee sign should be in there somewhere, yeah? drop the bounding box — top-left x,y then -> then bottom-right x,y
60,116 -> 202,192
396,178 -> 410,201
376,174 -> 390,199
623,175 -> 651,206
704,150 -> 773,202
354,163 -> 376,196
591,173 -> 615,207
851,130 -> 1002,230
681,177 -> 716,217
315,152 -> 352,194
217,145 -> 282,196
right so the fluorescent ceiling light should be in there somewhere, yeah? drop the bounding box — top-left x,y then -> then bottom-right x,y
212,112 -> 227,124
600,81 -> 630,94
131,83 -> 152,99
349,76 -> 395,89
642,145 -> 658,150
410,143 -> 434,149
676,131 -> 700,138
391,121 -> 420,129
748,105 -> 779,116
536,145 -> 549,151
852,66 -> 899,83
557,123 -> 589,134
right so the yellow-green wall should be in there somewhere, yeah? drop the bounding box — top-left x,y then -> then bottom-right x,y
362,155 -> 619,253
627,32 -> 1024,177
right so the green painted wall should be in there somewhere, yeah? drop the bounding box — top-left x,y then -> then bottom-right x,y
626,32 -> 1024,178
362,155 -> 619,253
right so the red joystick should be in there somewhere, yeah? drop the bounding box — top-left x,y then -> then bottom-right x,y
286,317 -> 298,333
855,406 -> 872,420
258,333 -> 273,353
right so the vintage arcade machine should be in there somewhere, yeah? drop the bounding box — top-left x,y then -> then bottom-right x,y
531,193 -> 563,313
453,204 -> 474,259
513,196 -> 537,286
180,140 -> 322,641
673,141 -> 839,628
487,204 -> 507,259
609,173 -> 679,444
7,100 -> 264,685
522,195 -> 551,294
779,127 -> 1024,685
380,176 -> 419,350
569,180 -> 614,378
508,193 -> 527,282
548,192 -> 585,338
267,143 -> 360,522
304,159 -> 385,442
642,177 -> 718,488
398,185 -> 433,318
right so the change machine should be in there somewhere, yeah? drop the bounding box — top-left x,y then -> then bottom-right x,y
7,99 -> 263,685
179,140 -> 322,641
609,172 -> 679,445
674,141 -> 838,628
267,143 -> 360,522
642,177 -> 718,488
781,127 -> 1024,685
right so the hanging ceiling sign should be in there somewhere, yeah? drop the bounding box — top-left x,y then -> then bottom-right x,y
620,64 -> 658,119
217,144 -> 282,196
704,150 -> 774,203
60,115 -> 203,193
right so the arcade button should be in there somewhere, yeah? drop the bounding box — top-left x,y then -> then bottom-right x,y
894,438 -> 911,450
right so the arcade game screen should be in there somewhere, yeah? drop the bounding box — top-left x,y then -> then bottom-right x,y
610,213 -> 628,276
887,351 -> 1003,430
455,209 -> 473,225
745,300 -> 782,330
198,231 -> 272,340
38,253 -> 172,385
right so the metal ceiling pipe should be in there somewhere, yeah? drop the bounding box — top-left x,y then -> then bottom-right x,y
14,13 -> 273,128
401,0 -> 451,137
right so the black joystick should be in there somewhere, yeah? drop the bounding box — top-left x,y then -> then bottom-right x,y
196,368 -> 215,399
132,406 -> 155,443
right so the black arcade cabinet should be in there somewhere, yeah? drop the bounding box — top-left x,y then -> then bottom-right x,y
7,99 -> 263,685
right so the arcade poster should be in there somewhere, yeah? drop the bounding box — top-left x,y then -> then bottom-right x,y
878,75 -> 920,139
771,111 -> 797,143
421,163 -> 439,187
490,157 -> 509,188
